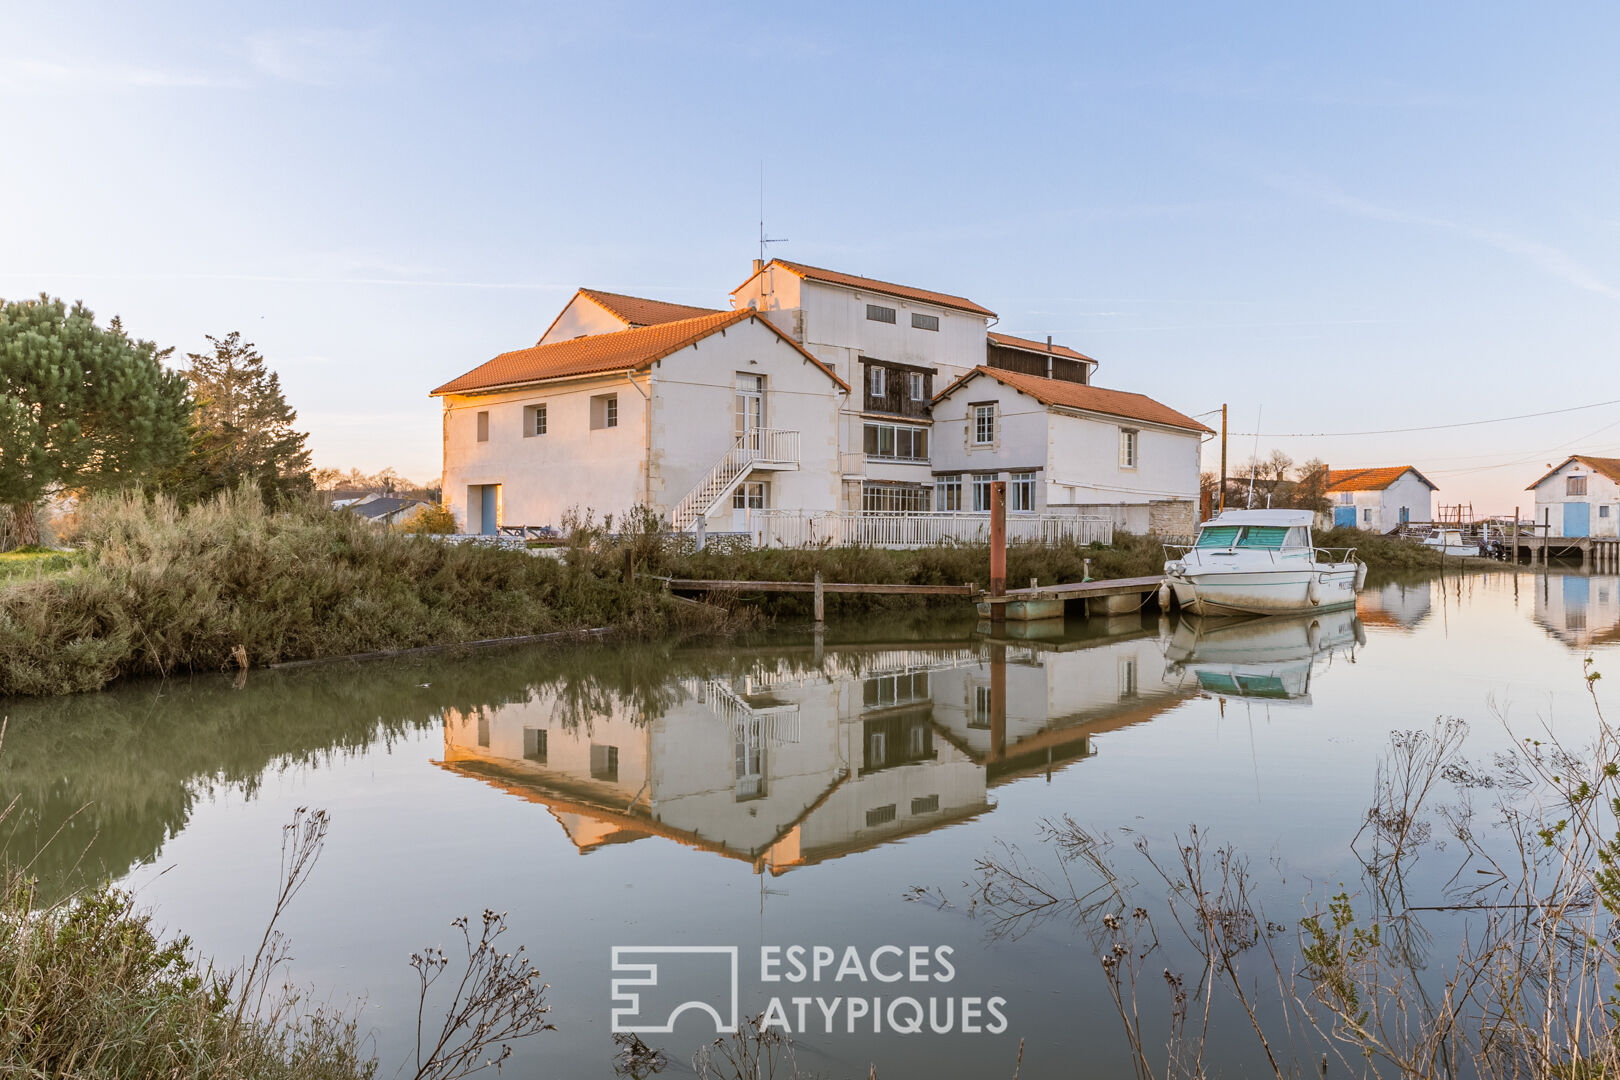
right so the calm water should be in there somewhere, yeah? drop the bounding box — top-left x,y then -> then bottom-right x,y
3,568 -> 1618,1078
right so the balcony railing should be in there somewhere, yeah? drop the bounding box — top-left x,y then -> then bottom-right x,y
746,510 -> 1113,550
670,428 -> 801,531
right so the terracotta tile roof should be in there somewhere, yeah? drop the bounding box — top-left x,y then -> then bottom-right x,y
740,259 -> 997,318
432,309 -> 848,396
1525,455 -> 1620,491
935,366 -> 1213,434
986,331 -> 1096,365
1326,466 -> 1437,493
577,288 -> 721,327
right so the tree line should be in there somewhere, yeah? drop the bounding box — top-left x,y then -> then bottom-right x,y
1202,451 -> 1333,513
0,294 -> 315,549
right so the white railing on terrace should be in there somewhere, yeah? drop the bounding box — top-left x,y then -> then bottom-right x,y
747,510 -> 1113,549
700,679 -> 802,744
671,428 -> 801,532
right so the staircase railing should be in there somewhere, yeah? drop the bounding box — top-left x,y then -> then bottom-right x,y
671,428 -> 800,531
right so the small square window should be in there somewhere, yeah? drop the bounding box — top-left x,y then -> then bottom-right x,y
911,794 -> 940,815
591,394 -> 618,430
476,411 -> 489,442
524,403 -> 547,437
590,744 -> 619,781
910,312 -> 939,331
1601,505 -> 1612,518
866,304 -> 896,324
1568,475 -> 1589,496
523,727 -> 547,763
865,804 -> 898,827
908,372 -> 925,400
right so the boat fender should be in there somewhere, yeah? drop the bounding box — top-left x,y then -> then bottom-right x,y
1353,617 -> 1367,647
1307,574 -> 1322,606
1307,619 -> 1321,653
1157,581 -> 1173,610
1354,561 -> 1368,591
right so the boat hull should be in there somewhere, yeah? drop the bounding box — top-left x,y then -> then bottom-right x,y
1165,566 -> 1359,616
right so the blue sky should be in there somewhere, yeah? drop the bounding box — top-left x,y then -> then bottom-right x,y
4,2 -> 1618,511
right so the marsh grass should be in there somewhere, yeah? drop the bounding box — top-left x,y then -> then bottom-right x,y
0,487 -> 739,697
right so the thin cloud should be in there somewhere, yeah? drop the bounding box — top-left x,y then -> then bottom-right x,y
0,57 -> 242,90
247,28 -> 387,85
1263,172 -> 1620,301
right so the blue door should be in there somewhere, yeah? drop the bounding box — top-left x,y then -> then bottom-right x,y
1565,501 -> 1590,538
478,484 -> 500,535
1333,506 -> 1357,528
1398,506 -> 1410,525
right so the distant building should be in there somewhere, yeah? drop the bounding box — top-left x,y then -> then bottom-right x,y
931,366 -> 1211,534
1324,466 -> 1437,532
338,494 -> 436,526
1526,455 -> 1620,538
536,288 -> 721,346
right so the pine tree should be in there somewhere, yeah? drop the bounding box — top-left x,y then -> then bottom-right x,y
173,332 -> 312,505
0,295 -> 192,548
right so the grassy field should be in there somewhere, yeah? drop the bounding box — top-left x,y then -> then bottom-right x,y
0,548 -> 81,583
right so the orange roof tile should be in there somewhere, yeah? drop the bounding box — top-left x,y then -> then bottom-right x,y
577,288 -> 720,327
1326,466 -> 1437,493
1525,455 -> 1620,490
935,366 -> 1213,434
432,309 -> 848,396
738,259 -> 996,318
987,331 -> 1096,365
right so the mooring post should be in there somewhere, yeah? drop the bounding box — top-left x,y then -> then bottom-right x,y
990,642 -> 1007,764
990,481 -> 1007,624
1511,506 -> 1519,564
813,571 -> 825,626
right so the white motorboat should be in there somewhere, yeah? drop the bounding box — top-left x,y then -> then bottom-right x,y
1159,509 -> 1366,617
1162,607 -> 1365,704
1421,527 -> 1480,557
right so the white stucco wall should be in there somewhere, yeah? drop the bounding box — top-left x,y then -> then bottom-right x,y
439,316 -> 844,532
1331,472 -> 1435,532
537,293 -> 631,345
1531,460 -> 1620,538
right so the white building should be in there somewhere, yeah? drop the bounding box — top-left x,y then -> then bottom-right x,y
1324,466 -> 1437,532
433,260 -> 1210,536
1526,455 -> 1620,538
930,366 -> 1211,534
432,308 -> 847,533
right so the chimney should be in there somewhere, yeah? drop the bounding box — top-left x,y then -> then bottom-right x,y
1046,335 -> 1053,351
753,258 -> 764,274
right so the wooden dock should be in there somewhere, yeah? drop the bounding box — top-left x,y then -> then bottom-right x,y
976,575 -> 1163,619
665,579 -> 974,596
1508,535 -> 1620,570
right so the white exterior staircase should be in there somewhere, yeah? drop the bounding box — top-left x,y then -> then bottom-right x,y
670,428 -> 799,532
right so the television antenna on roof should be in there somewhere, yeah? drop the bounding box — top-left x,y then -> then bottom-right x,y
759,161 -> 788,264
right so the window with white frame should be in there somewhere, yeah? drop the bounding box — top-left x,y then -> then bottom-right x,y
1338,493 -> 1354,505
590,394 -> 618,430
972,472 -> 996,512
970,684 -> 993,728
523,403 -> 547,437
1601,505 -> 1612,519
972,404 -> 995,445
861,481 -> 931,513
1363,508 -> 1372,523
733,482 -> 768,510
863,421 -> 929,461
869,366 -> 886,397
908,372 -> 926,400
1119,428 -> 1138,468
1010,471 -> 1036,512
935,474 -> 963,511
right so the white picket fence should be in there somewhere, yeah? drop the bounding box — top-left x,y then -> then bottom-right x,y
745,510 -> 1113,549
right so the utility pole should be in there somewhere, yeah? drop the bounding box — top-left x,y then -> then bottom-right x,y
1218,403 -> 1228,514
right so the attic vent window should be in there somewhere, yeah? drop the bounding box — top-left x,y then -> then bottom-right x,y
1568,475 -> 1588,496
866,304 -> 897,324
911,313 -> 939,331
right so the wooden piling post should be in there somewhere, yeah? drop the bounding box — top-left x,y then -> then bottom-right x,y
1511,506 -> 1518,564
813,572 -> 825,626
990,481 -> 1007,624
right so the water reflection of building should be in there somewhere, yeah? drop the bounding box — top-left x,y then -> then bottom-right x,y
1356,579 -> 1433,631
1533,573 -> 1620,650
440,629 -> 1193,874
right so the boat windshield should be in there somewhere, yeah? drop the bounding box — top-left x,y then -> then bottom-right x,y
1195,524 -> 1298,550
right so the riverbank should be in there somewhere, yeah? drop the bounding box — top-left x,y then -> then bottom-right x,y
0,490 -> 739,698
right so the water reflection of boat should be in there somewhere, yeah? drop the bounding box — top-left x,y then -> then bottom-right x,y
1163,608 -> 1365,704
438,625 -> 1200,874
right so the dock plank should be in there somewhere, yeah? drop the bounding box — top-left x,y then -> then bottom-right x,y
665,579 -> 975,596
977,575 -> 1163,604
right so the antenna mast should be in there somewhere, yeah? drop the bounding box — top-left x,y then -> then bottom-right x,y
758,161 -> 788,263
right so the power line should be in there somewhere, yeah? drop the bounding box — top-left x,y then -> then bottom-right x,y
1232,397 -> 1620,438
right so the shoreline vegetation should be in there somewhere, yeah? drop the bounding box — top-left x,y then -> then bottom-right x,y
0,490 -> 1515,699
